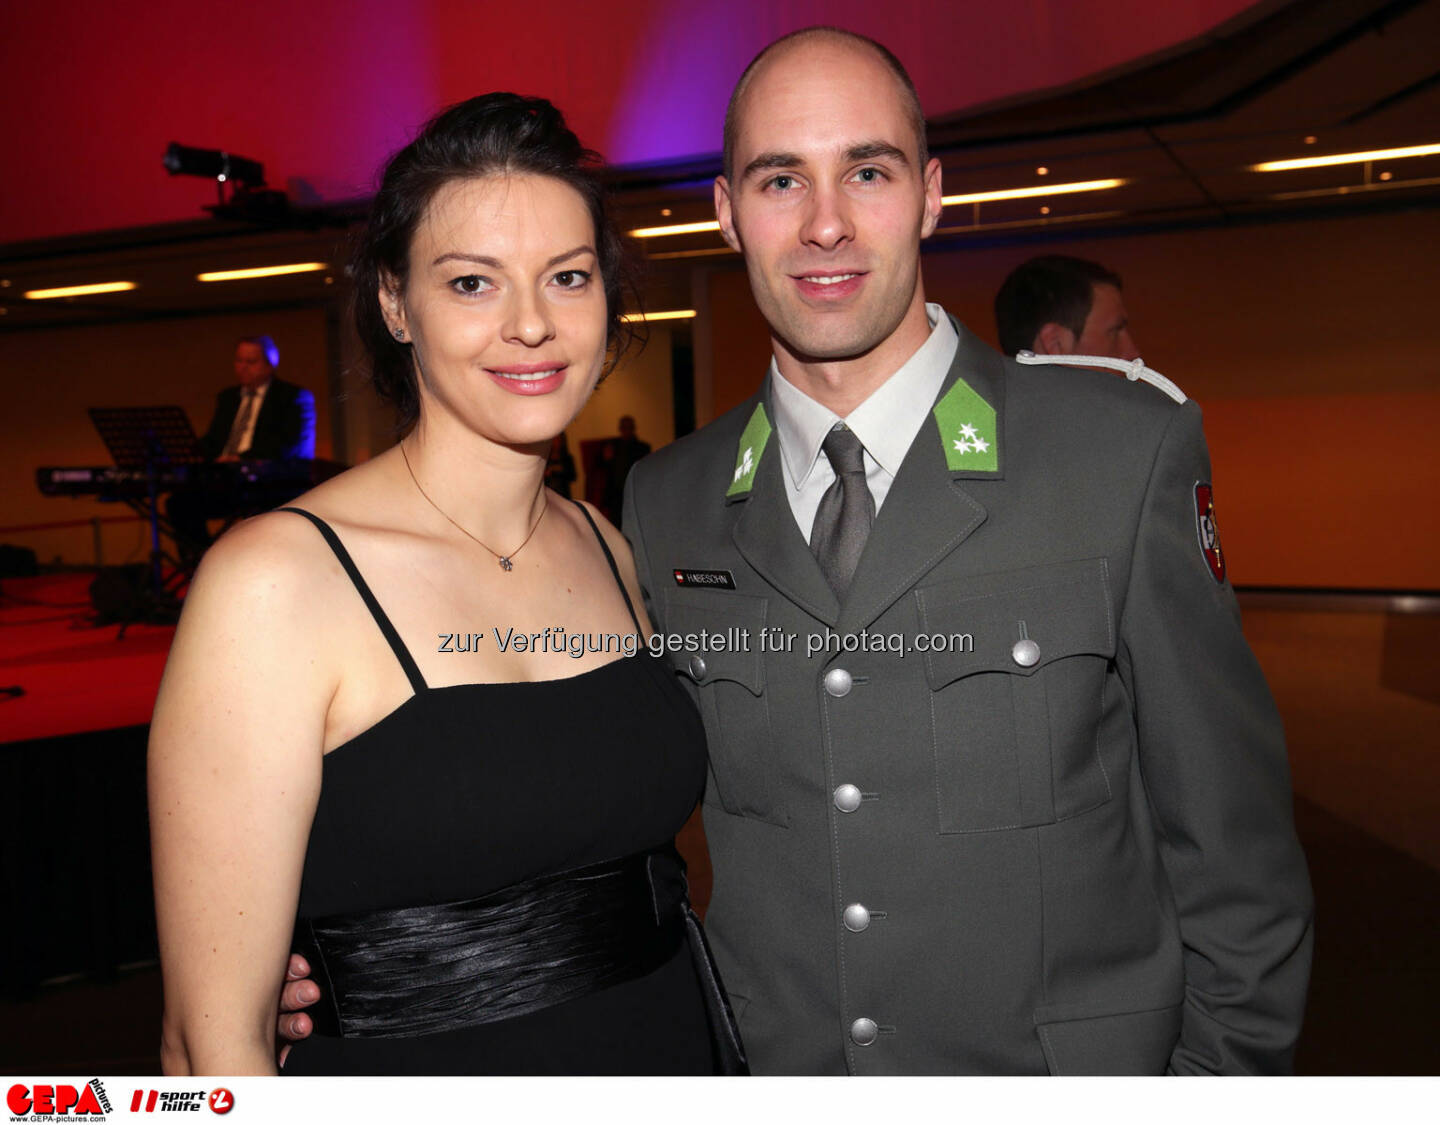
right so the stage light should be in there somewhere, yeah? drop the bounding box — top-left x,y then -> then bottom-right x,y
1252,143 -> 1440,172
621,309 -> 698,322
196,263 -> 328,282
163,143 -> 266,188
941,178 -> 1125,205
24,281 -> 137,300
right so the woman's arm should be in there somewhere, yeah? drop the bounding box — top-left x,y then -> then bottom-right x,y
149,516 -> 332,1075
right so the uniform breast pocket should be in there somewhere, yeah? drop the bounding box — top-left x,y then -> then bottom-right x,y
661,589 -> 787,828
914,558 -> 1115,834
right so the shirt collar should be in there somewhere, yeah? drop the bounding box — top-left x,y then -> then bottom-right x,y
769,303 -> 959,489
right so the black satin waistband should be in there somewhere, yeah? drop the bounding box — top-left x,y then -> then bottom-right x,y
296,846 -> 688,1040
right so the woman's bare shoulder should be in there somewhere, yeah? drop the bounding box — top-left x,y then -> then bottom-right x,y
191,506 -> 338,606
197,454 -> 400,587
570,499 -> 631,559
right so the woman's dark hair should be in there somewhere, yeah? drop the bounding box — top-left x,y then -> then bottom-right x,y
352,93 -> 637,428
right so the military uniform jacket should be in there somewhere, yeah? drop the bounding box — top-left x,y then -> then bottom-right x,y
624,322 -> 1313,1075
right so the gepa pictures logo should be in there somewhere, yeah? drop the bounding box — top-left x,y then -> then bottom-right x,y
6,1080 -> 111,1118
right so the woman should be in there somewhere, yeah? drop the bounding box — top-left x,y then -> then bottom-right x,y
149,94 -> 743,1075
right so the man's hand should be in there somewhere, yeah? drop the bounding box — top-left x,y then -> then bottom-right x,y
276,954 -> 319,1066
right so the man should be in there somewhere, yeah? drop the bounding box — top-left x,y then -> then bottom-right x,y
169,336 -> 316,563
280,29 -> 1311,1075
197,336 -> 316,462
622,29 -> 1310,1074
994,253 -> 1139,361
599,415 -> 652,522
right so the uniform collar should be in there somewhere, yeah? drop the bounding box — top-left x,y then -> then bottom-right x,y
769,303 -> 958,490
728,309 -> 1005,502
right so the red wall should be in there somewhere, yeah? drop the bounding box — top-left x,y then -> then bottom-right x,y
2,0 -> 1260,244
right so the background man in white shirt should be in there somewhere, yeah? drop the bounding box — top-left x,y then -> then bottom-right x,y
170,335 -> 316,565
197,335 -> 315,462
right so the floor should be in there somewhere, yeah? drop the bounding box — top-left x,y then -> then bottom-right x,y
1,584 -> 1435,1075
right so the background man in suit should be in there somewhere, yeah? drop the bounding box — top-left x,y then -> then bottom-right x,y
622,28 -> 1311,1074
278,28 -> 1311,1075
993,254 -> 1140,361
197,335 -> 316,462
170,335 -> 316,564
599,415 -> 652,522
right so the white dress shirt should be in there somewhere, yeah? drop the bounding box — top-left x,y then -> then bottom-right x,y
232,379 -> 270,455
769,304 -> 958,538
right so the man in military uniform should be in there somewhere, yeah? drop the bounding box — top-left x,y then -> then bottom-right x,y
623,28 -> 1312,1074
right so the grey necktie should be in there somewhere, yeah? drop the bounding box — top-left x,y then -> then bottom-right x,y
222,390 -> 256,458
810,425 -> 875,599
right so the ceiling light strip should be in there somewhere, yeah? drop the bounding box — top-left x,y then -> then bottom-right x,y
941,178 -> 1126,206
620,309 -> 698,323
196,262 -> 328,282
1252,143 -> 1440,172
628,179 -> 1126,240
629,220 -> 722,239
24,281 -> 137,300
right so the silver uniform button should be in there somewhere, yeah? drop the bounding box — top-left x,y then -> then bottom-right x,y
833,784 -> 862,813
850,1017 -> 879,1047
1011,638 -> 1041,668
843,903 -> 871,932
688,654 -> 708,681
823,667 -> 853,697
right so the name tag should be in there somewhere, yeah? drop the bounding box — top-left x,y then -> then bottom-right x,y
673,568 -> 736,589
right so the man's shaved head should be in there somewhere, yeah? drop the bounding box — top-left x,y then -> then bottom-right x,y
722,27 -> 928,182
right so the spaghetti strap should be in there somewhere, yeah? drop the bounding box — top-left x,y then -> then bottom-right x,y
278,507 -> 428,694
570,500 -> 643,636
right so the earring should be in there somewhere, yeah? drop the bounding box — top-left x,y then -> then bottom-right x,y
393,327 -> 406,341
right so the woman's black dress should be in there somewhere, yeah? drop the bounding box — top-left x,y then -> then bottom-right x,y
277,506 -> 734,1075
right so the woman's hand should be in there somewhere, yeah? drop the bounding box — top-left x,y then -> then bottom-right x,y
149,515 -> 333,1075
276,954 -> 319,1066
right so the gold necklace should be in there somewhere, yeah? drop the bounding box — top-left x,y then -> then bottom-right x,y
400,440 -> 548,572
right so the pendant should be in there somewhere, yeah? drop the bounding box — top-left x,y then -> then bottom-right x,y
499,557 -> 514,572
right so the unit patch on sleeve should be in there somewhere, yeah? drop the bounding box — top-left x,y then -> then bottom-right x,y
1194,482 -> 1226,584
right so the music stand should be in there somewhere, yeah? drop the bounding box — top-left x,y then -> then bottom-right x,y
89,406 -> 204,471
87,407 -> 204,630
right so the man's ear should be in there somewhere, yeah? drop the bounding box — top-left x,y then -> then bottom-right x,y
379,272 -> 407,339
1034,322 -> 1077,356
920,157 -> 943,239
714,176 -> 743,253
